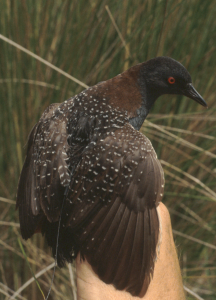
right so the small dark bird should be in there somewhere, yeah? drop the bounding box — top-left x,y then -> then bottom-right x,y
16,57 -> 207,297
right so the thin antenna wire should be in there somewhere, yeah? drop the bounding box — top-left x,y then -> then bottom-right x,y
45,186 -> 69,299
45,170 -> 74,300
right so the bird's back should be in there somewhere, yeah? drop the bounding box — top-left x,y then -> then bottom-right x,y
17,80 -> 164,296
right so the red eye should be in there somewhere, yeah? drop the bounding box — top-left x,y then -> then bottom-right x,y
168,77 -> 175,84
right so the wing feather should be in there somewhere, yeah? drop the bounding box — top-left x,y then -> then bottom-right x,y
59,123 -> 164,296
16,124 -> 43,239
17,102 -> 73,236
17,106 -> 164,297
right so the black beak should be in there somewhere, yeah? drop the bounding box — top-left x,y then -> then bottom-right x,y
182,83 -> 208,107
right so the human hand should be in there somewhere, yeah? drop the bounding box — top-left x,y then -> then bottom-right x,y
76,203 -> 186,300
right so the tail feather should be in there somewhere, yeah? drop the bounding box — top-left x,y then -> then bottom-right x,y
76,196 -> 160,296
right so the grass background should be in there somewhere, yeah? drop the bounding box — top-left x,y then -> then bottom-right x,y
0,0 -> 216,299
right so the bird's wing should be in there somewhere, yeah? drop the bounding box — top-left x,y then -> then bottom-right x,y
62,123 -> 164,296
16,103 -> 72,239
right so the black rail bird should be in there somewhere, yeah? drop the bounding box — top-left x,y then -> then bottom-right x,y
16,57 -> 207,297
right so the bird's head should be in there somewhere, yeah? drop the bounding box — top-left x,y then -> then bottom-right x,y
141,56 -> 207,107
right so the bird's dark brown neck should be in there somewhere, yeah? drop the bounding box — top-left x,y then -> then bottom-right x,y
97,64 -> 158,130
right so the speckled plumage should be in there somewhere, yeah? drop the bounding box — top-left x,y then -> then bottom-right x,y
17,57 -> 207,297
